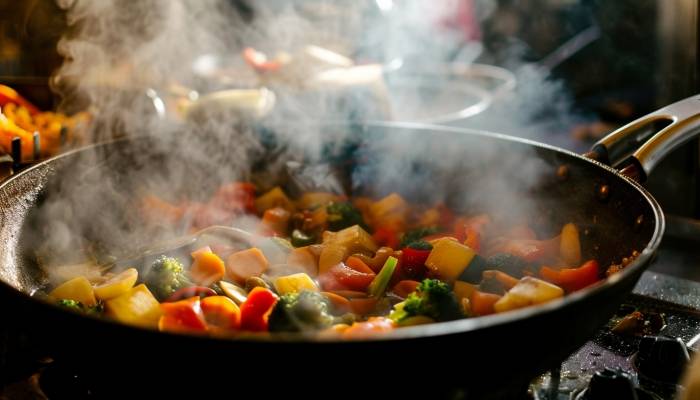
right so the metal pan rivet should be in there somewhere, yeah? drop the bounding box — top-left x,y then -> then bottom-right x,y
597,184 -> 610,201
635,214 -> 644,228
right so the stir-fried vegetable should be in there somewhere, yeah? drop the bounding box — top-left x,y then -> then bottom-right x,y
47,181 -> 616,338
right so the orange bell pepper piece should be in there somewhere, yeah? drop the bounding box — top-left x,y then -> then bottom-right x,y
539,260 -> 599,293
201,296 -> 240,330
0,85 -> 39,115
190,250 -> 225,286
470,290 -> 502,316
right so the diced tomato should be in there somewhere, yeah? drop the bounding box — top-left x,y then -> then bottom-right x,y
318,262 -> 376,291
540,260 -> 600,293
372,227 -> 399,249
239,287 -> 278,332
159,297 -> 208,333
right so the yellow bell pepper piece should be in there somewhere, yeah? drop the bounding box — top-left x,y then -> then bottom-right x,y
49,276 -> 97,307
94,268 -> 138,300
560,223 -> 582,266
105,284 -> 162,328
425,238 -> 477,282
254,186 -> 295,214
274,273 -> 319,295
493,277 -> 564,313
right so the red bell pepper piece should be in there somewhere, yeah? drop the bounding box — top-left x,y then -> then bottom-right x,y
539,260 -> 600,293
399,247 -> 430,280
0,84 -> 40,115
239,287 -> 278,332
372,227 -> 399,249
318,262 -> 376,291
159,297 -> 208,333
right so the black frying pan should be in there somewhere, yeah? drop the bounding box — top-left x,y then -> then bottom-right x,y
0,95 -> 699,398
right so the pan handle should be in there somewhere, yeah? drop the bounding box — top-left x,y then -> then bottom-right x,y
587,94 -> 700,182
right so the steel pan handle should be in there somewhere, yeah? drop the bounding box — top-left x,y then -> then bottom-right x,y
588,94 -> 700,182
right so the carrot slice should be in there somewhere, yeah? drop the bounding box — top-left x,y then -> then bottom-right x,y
190,251 -> 225,286
470,290 -> 502,316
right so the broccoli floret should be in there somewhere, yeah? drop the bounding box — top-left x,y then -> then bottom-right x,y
144,255 -> 191,300
57,299 -> 83,310
326,202 -> 365,232
391,279 -> 463,323
56,299 -> 104,314
291,229 -> 316,247
268,290 -> 335,332
406,240 -> 433,251
399,227 -> 440,249
486,253 -> 529,277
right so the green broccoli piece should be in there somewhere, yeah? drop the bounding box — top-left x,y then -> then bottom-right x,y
268,290 -> 335,332
57,299 -> 84,311
326,202 -> 365,232
406,240 -> 433,251
390,279 -> 463,323
291,229 -> 316,247
144,255 -> 192,300
399,226 -> 440,248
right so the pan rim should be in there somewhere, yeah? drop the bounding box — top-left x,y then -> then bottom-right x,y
0,120 -> 665,343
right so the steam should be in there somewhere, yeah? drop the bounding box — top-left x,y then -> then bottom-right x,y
33,0 -> 575,286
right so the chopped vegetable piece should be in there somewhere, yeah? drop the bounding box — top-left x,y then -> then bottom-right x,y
453,281 -> 478,302
539,260 -> 599,293
322,225 -> 378,255
399,246 -> 430,281
367,256 -> 398,297
485,253 -> 529,277
296,192 -> 340,209
560,223 -> 582,266
398,315 -> 435,327
318,243 -> 349,274
321,291 -> 351,314
326,201 -> 365,232
470,290 -> 502,316
286,246 -> 319,277
225,247 -> 269,284
159,297 -> 208,333
345,256 -> 375,274
144,256 -> 192,301
391,280 -> 420,299
274,273 -> 319,295
352,247 -> 395,273
348,297 -> 379,315
268,290 -> 334,332
425,238 -> 479,282
342,317 -> 395,338
201,296 -> 240,330
372,227 -> 399,249
261,207 -> 291,236
239,287 -> 278,332
49,276 -> 97,307
369,193 -> 408,231
291,229 -> 316,247
400,226 -> 441,249
318,262 -> 376,291
94,268 -> 138,301
164,286 -> 217,302
254,186 -> 294,214
219,280 -> 248,304
493,277 -> 564,313
57,299 -> 84,311
105,284 -> 162,328
480,270 -> 520,293
190,251 -> 226,286
391,279 -> 462,323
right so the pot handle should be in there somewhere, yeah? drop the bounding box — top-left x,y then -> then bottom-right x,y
586,94 -> 700,182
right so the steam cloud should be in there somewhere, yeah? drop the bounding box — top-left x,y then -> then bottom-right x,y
32,0 -> 573,284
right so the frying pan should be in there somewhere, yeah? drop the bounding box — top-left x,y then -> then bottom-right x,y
0,95 -> 699,398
